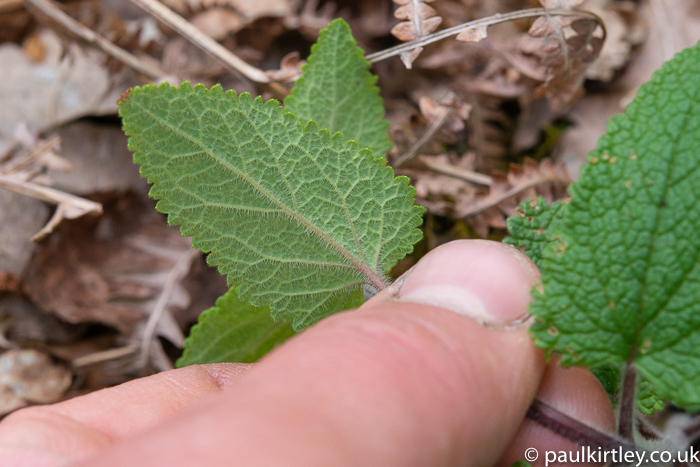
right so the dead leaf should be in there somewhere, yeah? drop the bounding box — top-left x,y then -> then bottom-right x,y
0,272 -> 21,293
190,7 -> 244,40
162,0 -> 295,21
0,349 -> 72,415
539,0 -> 585,8
581,0 -> 643,81
527,15 -> 605,111
0,28 -> 136,156
391,0 -> 443,68
405,152 -> 477,199
0,190 -> 48,276
283,0 -> 334,38
0,173 -> 103,241
556,0 -> 700,176
264,51 -> 305,82
1,293 -> 84,345
455,157 -> 570,237
49,121 -> 146,196
418,94 -> 472,132
23,194 -> 194,335
456,25 -> 488,43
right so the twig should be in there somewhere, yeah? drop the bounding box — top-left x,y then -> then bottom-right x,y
458,177 -> 566,218
365,8 -> 603,65
394,103 -> 454,168
138,249 -> 198,370
618,360 -> 637,442
527,398 -> 637,453
2,135 -> 61,175
418,156 -> 493,186
72,345 -> 139,367
129,0 -> 270,83
25,0 -> 165,80
0,173 -> 103,240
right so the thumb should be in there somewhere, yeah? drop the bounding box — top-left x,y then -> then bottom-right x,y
362,239 -> 547,465
81,240 -> 547,467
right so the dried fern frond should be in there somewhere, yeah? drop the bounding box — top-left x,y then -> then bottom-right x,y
264,52 -> 305,82
456,157 -> 570,237
391,0 -> 443,68
529,15 -> 605,110
539,0 -> 585,8
455,24 -> 488,43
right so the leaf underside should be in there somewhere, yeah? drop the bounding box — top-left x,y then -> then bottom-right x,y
529,41 -> 700,408
177,288 -> 295,367
284,18 -> 392,157
119,83 -> 423,330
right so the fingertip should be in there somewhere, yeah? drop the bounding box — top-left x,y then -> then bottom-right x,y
369,240 -> 540,325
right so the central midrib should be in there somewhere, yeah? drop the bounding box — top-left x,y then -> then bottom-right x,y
634,97 -> 698,356
136,101 -> 388,291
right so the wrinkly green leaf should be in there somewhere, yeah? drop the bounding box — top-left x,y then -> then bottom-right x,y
284,18 -> 391,157
637,379 -> 665,415
505,197 -> 566,268
177,288 -> 296,367
529,42 -> 700,408
119,83 -> 423,329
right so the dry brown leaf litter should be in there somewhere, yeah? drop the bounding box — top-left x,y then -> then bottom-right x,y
0,0 -> 697,417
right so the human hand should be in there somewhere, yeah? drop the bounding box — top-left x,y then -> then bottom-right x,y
0,240 -> 615,466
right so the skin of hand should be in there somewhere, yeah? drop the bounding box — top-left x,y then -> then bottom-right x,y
0,240 -> 615,467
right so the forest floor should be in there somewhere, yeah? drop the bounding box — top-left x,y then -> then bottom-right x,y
1,0 -> 699,417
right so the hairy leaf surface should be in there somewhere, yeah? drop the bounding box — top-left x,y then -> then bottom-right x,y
505,197 -> 565,268
120,83 -> 423,329
177,288 -> 295,367
284,19 -> 391,157
530,42 -> 700,407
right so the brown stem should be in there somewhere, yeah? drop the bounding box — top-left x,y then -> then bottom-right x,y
618,360 -> 637,442
527,399 -> 636,453
365,8 -> 605,65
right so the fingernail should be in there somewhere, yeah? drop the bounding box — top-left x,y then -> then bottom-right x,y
392,240 -> 539,326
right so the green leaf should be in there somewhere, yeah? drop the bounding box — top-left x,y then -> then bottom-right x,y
504,197 -> 566,268
591,363 -> 621,406
284,18 -> 391,157
177,288 -> 295,367
637,379 -> 665,415
119,83 -> 423,330
529,42 -> 700,408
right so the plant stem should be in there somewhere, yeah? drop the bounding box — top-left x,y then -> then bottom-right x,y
416,156 -> 493,186
618,360 -> 637,442
365,8 -> 604,65
527,399 -> 637,453
130,0 -> 270,83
